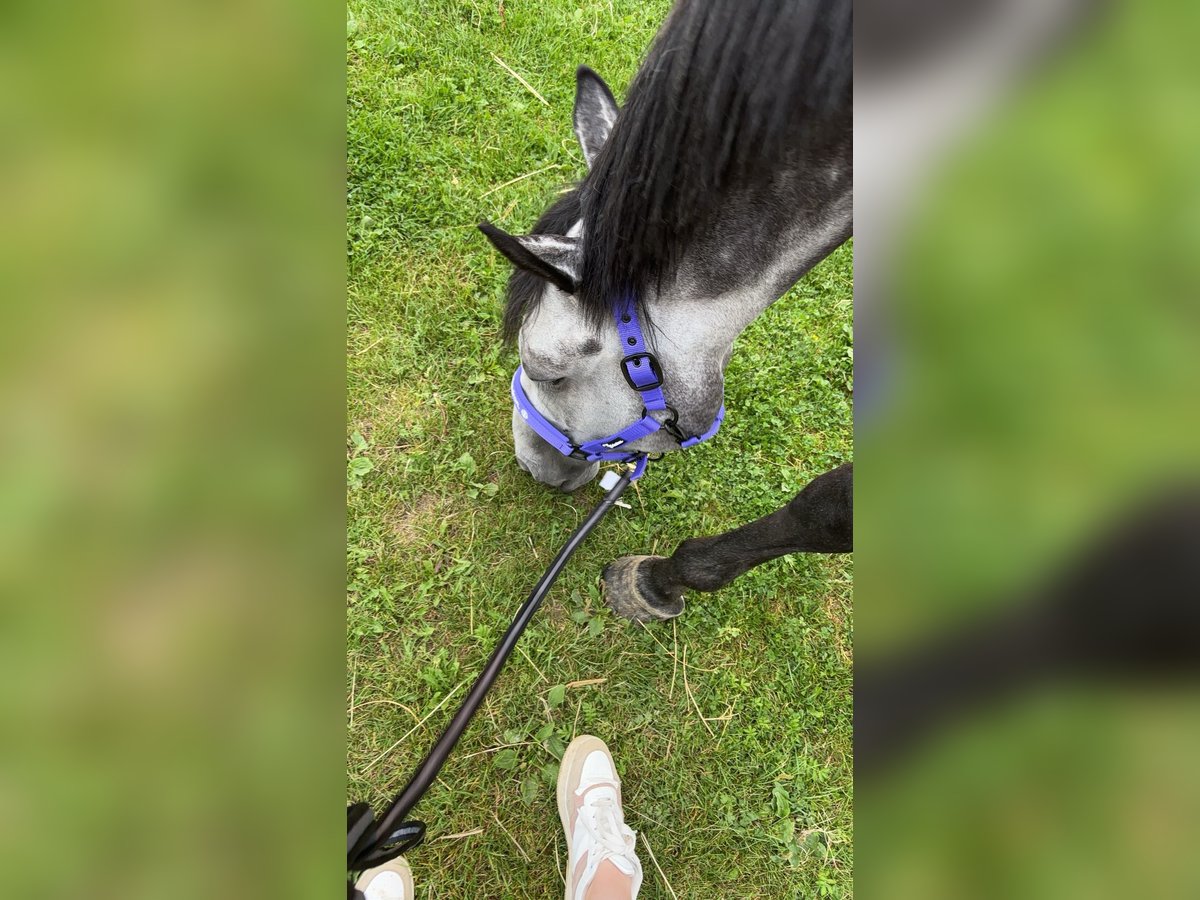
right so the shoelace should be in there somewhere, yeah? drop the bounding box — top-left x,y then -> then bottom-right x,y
578,794 -> 637,864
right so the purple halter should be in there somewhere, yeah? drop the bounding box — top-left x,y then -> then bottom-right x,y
511,296 -> 725,481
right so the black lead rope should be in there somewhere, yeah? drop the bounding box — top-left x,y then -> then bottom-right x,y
347,469 -> 636,895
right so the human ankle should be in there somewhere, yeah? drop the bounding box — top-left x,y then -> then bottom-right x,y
583,859 -> 635,900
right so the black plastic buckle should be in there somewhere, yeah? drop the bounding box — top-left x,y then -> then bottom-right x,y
621,352 -> 664,392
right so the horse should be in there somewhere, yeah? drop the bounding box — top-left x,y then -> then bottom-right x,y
480,0 -> 853,621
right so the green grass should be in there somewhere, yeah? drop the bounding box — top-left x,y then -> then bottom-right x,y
347,2 -> 853,896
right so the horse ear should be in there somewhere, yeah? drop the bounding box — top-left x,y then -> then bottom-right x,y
478,222 -> 579,295
573,65 -> 618,169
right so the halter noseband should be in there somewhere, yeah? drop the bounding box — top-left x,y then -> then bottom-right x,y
511,296 -> 724,481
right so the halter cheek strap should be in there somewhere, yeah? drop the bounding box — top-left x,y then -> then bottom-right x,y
511,296 -> 724,481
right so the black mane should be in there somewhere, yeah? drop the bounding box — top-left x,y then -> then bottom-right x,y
504,0 -> 852,341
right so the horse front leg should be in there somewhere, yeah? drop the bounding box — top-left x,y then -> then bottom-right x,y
603,463 -> 853,622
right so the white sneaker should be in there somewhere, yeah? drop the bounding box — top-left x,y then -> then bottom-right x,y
354,856 -> 413,900
557,735 -> 644,900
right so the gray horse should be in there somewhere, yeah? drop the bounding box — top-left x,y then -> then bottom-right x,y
481,0 -> 853,620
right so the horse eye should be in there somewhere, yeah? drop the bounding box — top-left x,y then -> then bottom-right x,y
525,367 -> 566,386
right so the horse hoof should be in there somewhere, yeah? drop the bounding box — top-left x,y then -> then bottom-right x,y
602,556 -> 685,622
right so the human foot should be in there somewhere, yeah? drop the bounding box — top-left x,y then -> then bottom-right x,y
557,735 -> 643,900
353,856 -> 413,900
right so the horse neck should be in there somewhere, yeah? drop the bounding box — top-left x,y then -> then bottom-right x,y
667,154 -> 852,338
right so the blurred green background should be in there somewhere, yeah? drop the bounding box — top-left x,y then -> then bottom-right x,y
856,0 -> 1200,897
0,2 -> 344,898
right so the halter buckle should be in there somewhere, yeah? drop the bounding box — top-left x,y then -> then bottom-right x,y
620,352 -> 664,391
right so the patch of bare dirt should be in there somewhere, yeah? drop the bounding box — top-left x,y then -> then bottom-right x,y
391,494 -> 445,547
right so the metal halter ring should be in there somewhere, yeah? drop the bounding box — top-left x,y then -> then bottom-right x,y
644,404 -> 688,445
